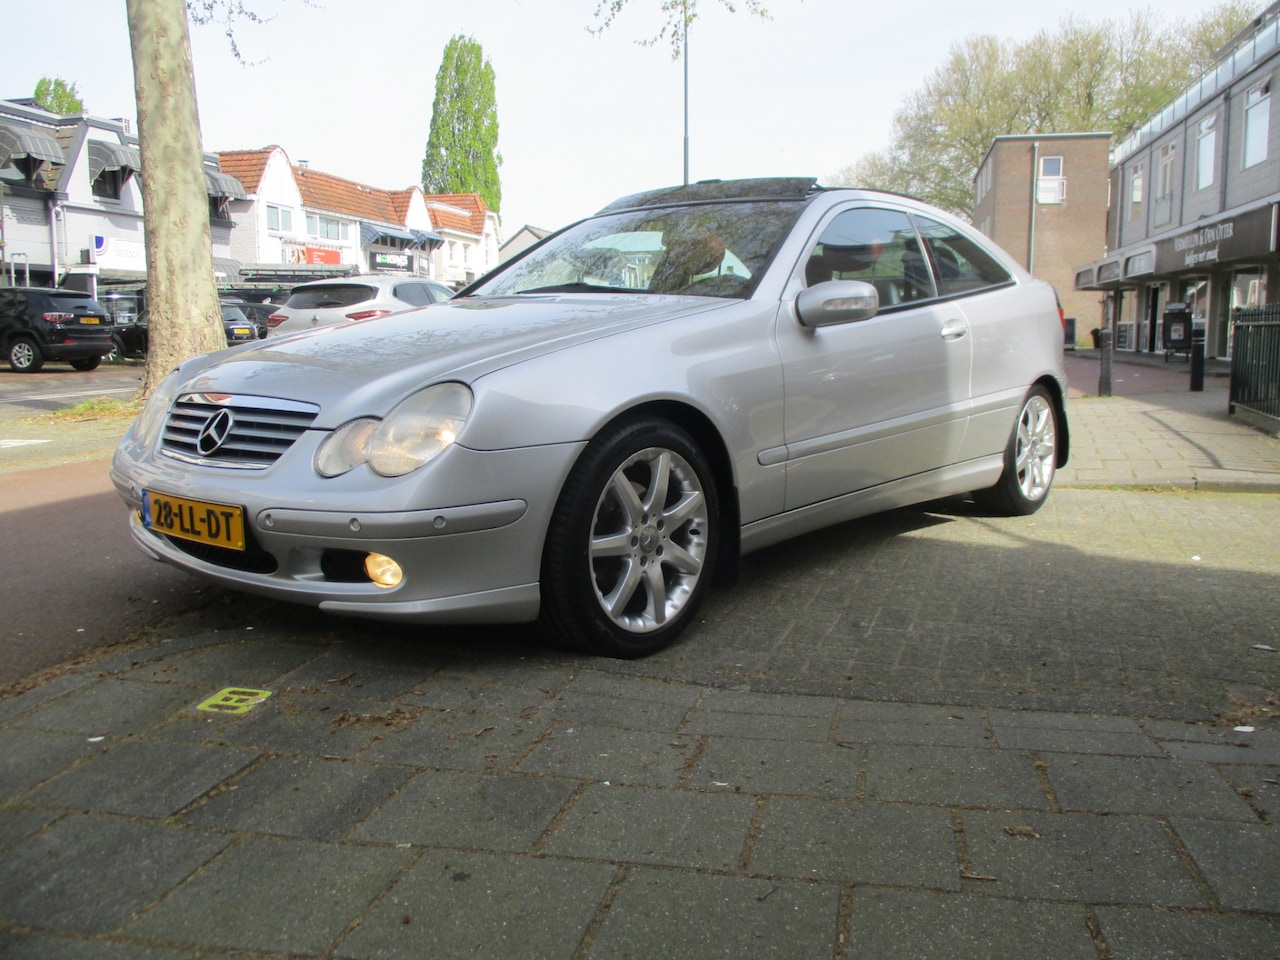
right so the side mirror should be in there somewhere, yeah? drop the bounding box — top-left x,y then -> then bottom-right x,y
795,280 -> 879,328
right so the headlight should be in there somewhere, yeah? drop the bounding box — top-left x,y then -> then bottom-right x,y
132,371 -> 180,450
316,382 -> 473,478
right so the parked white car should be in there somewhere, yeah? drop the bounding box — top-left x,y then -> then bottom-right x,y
266,275 -> 454,335
112,178 -> 1069,658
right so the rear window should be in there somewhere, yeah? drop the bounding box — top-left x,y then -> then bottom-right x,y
44,291 -> 109,312
284,284 -> 376,309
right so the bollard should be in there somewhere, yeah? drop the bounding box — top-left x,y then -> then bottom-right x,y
1098,327 -> 1113,397
1190,329 -> 1205,392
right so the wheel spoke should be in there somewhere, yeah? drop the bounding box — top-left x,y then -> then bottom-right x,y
602,557 -> 644,619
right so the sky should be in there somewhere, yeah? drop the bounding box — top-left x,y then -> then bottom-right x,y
0,0 -> 1246,236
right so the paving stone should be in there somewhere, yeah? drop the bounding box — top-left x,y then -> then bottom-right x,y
518,724 -> 694,786
540,783 -> 755,871
539,689 -> 695,731
121,636 -> 323,687
184,756 -> 412,840
585,867 -> 839,959
0,933 -> 193,959
564,671 -> 707,707
0,806 -> 60,854
1216,764 -> 1280,821
691,737 -> 862,798
682,706 -> 833,742
1172,818 -> 1280,912
0,813 -> 229,935
404,674 -> 562,718
212,689 -> 389,757
126,836 -> 411,955
28,739 -> 259,818
353,769 -> 578,852
864,744 -> 1049,809
845,889 -> 1097,959
1095,906 -> 1280,960
0,672 -> 97,726
0,727 -> 103,800
360,711 -> 549,772
1046,755 -> 1256,819
277,642 -> 451,700
748,797 -> 960,889
986,710 -> 1163,756
335,848 -> 614,960
834,702 -> 990,748
963,810 -> 1206,907
12,679 -> 200,738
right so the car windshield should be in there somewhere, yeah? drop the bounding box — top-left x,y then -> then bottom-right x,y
285,284 -> 376,309
471,200 -> 805,299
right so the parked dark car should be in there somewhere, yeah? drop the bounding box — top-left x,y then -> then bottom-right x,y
0,286 -> 115,372
220,298 -> 276,339
109,303 -> 260,360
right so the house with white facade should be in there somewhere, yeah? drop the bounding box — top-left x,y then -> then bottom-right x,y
0,97 -> 242,309
218,147 -> 501,290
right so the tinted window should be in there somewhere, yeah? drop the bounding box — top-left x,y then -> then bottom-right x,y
45,291 -> 109,312
913,217 -> 1012,296
393,283 -> 432,307
220,305 -> 249,321
285,284 -> 376,309
804,208 -> 934,305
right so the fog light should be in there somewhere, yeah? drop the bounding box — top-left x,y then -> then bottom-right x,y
364,553 -> 403,589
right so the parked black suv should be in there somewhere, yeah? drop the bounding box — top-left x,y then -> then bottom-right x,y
0,286 -> 115,373
108,303 -> 260,361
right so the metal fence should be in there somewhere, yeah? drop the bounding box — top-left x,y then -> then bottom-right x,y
1230,306 -> 1280,423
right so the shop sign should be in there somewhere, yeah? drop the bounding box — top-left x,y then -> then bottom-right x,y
1155,206 -> 1274,273
92,235 -> 147,271
370,250 -> 412,271
284,243 -> 342,265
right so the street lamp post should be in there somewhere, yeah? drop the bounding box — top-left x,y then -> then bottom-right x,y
682,7 -> 689,185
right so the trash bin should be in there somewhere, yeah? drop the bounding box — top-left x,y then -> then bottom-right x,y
1090,327 -> 1101,349
1064,316 -> 1076,350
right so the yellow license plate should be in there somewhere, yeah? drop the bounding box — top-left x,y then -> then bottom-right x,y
230,326 -> 252,336
143,491 -> 245,550
81,317 -> 101,324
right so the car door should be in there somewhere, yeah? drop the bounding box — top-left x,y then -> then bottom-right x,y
774,205 -> 974,510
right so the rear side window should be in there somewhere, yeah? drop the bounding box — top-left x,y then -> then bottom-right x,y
285,284 -> 375,309
913,217 -> 1012,296
393,283 -> 433,307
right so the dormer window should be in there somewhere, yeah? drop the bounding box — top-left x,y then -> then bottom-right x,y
88,141 -> 140,200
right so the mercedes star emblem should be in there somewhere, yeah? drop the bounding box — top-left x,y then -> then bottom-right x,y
196,408 -> 235,456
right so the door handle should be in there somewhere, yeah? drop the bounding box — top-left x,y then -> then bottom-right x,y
940,318 -> 968,340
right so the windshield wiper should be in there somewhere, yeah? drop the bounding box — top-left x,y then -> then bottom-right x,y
517,283 -> 648,295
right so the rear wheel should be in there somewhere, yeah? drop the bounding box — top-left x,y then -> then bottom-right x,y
7,337 -> 43,373
541,417 -> 719,658
974,385 -> 1058,516
70,355 -> 102,372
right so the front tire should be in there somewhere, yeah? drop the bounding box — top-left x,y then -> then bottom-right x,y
541,417 -> 719,658
974,385 -> 1058,516
8,337 -> 43,373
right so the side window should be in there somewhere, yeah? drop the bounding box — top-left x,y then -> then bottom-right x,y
394,283 -> 431,307
912,217 -> 1012,296
803,208 -> 934,306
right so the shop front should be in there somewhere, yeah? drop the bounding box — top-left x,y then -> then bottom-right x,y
1075,204 -> 1277,359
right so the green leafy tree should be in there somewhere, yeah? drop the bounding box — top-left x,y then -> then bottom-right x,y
33,76 -> 85,114
834,2 -> 1256,220
421,35 -> 503,212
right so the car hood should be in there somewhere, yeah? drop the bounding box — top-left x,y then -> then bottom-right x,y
173,294 -> 730,426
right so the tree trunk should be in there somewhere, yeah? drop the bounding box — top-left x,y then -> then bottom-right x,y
126,0 -> 226,398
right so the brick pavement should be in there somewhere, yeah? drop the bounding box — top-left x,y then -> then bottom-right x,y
0,367 -> 1277,958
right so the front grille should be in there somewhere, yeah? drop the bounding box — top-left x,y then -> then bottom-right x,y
162,393 -> 319,468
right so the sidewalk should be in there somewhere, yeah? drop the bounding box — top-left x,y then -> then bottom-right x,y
0,370 -> 1277,958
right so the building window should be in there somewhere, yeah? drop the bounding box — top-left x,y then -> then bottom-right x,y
267,204 -> 293,232
1244,80 -> 1270,169
92,168 -> 125,200
306,213 -> 348,241
1036,156 -> 1065,204
1196,115 -> 1216,190
1153,143 -> 1175,226
1128,163 -> 1144,221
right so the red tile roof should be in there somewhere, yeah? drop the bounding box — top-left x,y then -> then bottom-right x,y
217,147 -> 277,194
428,193 -> 490,234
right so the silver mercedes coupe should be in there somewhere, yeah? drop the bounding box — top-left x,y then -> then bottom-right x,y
111,178 -> 1069,657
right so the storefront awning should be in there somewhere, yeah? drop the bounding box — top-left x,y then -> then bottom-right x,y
88,140 -> 142,180
205,169 -> 247,200
0,122 -> 63,166
213,258 -> 242,282
360,223 -> 417,245
410,228 -> 444,246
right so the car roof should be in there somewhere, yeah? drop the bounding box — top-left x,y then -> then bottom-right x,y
597,177 -> 820,214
